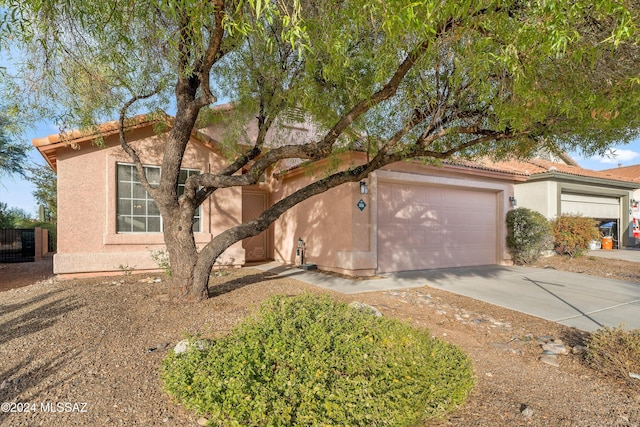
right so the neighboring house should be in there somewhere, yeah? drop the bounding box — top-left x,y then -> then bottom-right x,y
35,111 -> 639,277
492,157 -> 640,248
601,164 -> 640,242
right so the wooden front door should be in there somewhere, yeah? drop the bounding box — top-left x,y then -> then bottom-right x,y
242,190 -> 269,262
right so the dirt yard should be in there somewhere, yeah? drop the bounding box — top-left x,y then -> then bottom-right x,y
0,256 -> 639,426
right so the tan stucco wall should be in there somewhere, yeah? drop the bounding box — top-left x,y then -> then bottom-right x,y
272,172 -> 366,274
272,156 -> 516,275
514,180 -> 557,218
54,129 -> 244,274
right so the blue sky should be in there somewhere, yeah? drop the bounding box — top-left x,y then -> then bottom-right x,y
2,122 -> 640,217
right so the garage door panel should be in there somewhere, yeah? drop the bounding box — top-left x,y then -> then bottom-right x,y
377,182 -> 497,273
560,193 -> 620,218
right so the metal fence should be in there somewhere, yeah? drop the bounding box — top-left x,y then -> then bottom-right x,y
0,228 -> 36,263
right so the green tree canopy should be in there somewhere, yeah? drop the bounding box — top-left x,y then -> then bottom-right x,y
0,113 -> 29,177
2,0 -> 639,300
25,164 -> 57,222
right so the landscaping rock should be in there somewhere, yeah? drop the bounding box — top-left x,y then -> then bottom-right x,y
520,404 -> 534,418
173,339 -> 210,354
542,342 -> 569,355
349,301 -> 383,317
540,354 -> 560,367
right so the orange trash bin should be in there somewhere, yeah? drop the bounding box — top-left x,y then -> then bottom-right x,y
601,236 -> 613,250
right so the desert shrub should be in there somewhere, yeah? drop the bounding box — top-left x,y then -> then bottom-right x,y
550,215 -> 600,257
162,294 -> 474,426
149,247 -> 172,276
506,208 -> 553,264
585,326 -> 640,391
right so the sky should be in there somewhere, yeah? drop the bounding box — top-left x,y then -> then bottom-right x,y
2,121 -> 640,217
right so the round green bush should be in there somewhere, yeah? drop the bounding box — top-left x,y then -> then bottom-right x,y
506,207 -> 553,264
162,294 -> 474,426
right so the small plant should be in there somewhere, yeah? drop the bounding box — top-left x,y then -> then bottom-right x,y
551,215 -> 600,257
161,294 -> 474,426
118,264 -> 135,276
506,208 -> 553,264
585,326 -> 640,391
150,248 -> 172,277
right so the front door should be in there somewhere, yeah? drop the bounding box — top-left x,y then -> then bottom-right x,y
242,190 -> 269,262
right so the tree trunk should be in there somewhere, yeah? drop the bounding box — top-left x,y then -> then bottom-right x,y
164,216 -> 206,303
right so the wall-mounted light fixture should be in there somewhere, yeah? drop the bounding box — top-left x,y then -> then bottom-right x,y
360,181 -> 369,194
509,196 -> 517,207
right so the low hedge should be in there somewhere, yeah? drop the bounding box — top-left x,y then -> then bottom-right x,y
162,294 -> 474,426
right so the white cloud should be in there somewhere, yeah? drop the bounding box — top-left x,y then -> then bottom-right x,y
592,148 -> 640,165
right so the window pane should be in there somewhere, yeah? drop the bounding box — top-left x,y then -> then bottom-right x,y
131,217 -> 146,232
146,167 -> 160,186
192,217 -> 201,233
148,217 -> 161,232
132,183 -> 147,199
118,164 -> 133,182
117,199 -> 131,215
132,199 -> 146,215
118,181 -> 131,199
118,216 -> 131,232
179,169 -> 188,184
147,200 -> 160,216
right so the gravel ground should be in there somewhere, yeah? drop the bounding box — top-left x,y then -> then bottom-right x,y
0,258 -> 639,426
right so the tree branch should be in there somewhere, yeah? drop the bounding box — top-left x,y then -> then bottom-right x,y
118,91 -> 161,196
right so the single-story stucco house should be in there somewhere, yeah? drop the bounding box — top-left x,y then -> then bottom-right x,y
34,113 -> 640,276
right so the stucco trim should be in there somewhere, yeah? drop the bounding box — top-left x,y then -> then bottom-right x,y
53,245 -> 245,274
103,232 -> 213,245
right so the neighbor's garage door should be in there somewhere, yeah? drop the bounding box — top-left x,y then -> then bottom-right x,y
560,193 -> 620,218
377,182 -> 498,273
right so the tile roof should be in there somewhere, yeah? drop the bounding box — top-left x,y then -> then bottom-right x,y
488,158 -> 640,184
600,164 -> 640,179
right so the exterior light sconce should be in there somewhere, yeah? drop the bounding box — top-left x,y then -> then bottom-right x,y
509,196 -> 517,208
360,181 -> 369,194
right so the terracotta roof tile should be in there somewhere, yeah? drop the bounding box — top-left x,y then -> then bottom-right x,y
488,158 -> 640,184
600,164 -> 640,179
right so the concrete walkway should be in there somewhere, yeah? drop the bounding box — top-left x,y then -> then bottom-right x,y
255,262 -> 640,332
587,248 -> 640,263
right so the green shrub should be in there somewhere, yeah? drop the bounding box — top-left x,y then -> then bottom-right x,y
550,215 -> 600,257
162,294 -> 474,426
585,326 -> 640,391
506,208 -> 553,264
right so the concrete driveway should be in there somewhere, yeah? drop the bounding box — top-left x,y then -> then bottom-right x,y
256,262 -> 640,332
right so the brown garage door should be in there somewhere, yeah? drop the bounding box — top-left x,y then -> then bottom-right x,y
377,182 -> 498,273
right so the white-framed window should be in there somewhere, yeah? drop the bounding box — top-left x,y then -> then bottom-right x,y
116,163 -> 201,233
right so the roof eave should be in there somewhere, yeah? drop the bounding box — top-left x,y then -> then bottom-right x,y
526,172 -> 639,189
